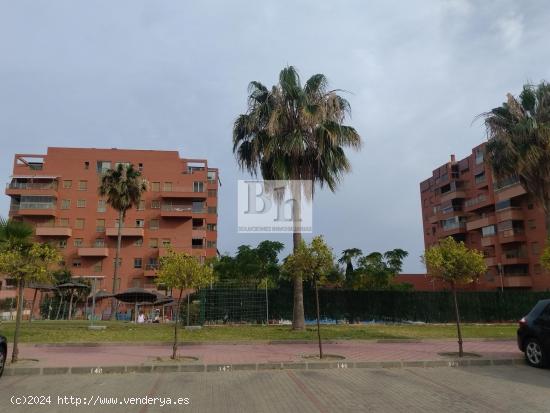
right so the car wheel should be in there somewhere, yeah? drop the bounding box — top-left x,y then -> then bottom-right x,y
0,346 -> 5,378
525,338 -> 548,368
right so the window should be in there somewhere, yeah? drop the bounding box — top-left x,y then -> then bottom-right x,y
77,199 -> 86,208
207,223 -> 217,231
84,161 -> 89,170
207,170 -> 216,182
532,242 -> 540,255
207,240 -> 216,248
78,180 -> 88,191
133,258 -> 143,269
149,238 -> 158,248
59,218 -> 69,227
151,182 -> 160,192
151,199 -> 160,209
163,182 -> 172,192
475,148 -> 484,165
192,219 -> 204,229
94,238 -> 105,247
93,261 -> 103,273
96,161 -> 111,174
75,218 -> 85,229
482,225 -> 496,237
192,201 -> 204,213
96,219 -> 105,232
138,163 -> 143,172
63,180 -> 72,189
137,200 -> 145,211
74,238 -> 83,247
150,219 -> 159,230
208,206 -> 217,214
147,258 -> 158,269
162,239 -> 171,247
135,219 -> 144,228
193,181 -> 204,192
528,219 -> 536,230
208,189 -> 217,197
61,199 -> 71,209
72,259 -> 81,268
134,238 -> 143,247
528,203 -> 534,210
57,240 -> 67,249
97,199 -> 106,212
115,162 -> 130,169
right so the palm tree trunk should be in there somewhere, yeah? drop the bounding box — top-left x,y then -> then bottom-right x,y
292,184 -> 305,330
173,289 -> 184,359
314,279 -> 323,359
452,285 -> 464,357
110,210 -> 124,320
68,292 -> 74,320
12,278 -> 24,363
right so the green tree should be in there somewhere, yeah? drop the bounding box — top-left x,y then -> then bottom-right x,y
338,248 -> 363,288
355,249 -> 408,290
233,66 -> 362,329
482,82 -> 550,233
283,236 -> 334,358
156,250 -> 215,359
0,218 -> 61,362
422,237 -> 487,357
99,164 -> 148,319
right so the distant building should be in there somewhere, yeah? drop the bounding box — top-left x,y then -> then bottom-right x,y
2,147 -> 219,315
420,143 -> 550,291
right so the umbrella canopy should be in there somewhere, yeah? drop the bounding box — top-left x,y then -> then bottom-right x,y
57,282 -> 89,290
114,287 -> 157,304
151,291 -> 173,306
28,283 -> 57,291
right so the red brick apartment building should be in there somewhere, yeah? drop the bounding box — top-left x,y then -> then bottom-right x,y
1,147 -> 219,303
420,143 -> 550,291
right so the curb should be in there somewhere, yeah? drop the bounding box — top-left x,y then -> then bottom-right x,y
3,358 -> 525,376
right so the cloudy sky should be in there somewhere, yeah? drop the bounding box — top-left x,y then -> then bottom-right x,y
0,1 -> 548,272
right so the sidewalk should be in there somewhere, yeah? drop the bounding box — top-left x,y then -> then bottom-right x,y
4,339 -> 522,375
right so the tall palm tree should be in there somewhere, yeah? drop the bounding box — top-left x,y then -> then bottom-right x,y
233,66 -> 362,329
338,248 -> 363,287
0,217 -> 33,362
99,164 -> 148,319
482,82 -> 550,234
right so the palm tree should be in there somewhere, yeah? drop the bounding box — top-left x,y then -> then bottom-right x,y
0,218 -> 33,362
99,164 -> 148,319
338,248 -> 363,287
482,82 -> 550,234
233,66 -> 362,329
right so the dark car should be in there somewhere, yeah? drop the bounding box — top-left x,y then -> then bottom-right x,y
517,299 -> 550,368
0,335 -> 6,377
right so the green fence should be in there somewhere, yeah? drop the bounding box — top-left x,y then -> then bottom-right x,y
198,287 -> 550,324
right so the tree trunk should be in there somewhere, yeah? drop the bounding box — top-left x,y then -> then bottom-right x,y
452,285 -> 464,357
68,292 -> 74,320
292,183 -> 305,329
314,279 -> 323,359
12,279 -> 24,363
55,294 -> 64,320
173,289 -> 184,359
110,210 -> 124,320
545,198 -> 550,241
29,288 -> 38,323
186,293 -> 190,327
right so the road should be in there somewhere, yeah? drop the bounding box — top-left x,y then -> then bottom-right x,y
1,365 -> 549,412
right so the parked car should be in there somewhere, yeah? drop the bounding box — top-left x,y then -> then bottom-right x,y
0,334 -> 6,377
517,299 -> 550,368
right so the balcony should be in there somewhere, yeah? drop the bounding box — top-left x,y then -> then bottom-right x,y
464,194 -> 492,212
11,202 -> 57,217
494,180 -> 526,202
440,222 -> 467,236
498,229 -> 526,244
481,236 -> 497,247
428,215 -> 438,224
484,257 -> 497,267
466,214 -> 496,231
160,204 -> 206,218
496,208 -> 524,222
78,247 -> 109,257
6,180 -> 58,197
144,264 -> 158,277
440,190 -> 466,203
160,186 -> 207,199
35,224 -> 72,237
192,229 -> 206,239
502,276 -> 532,288
501,250 -> 529,265
106,226 -> 144,237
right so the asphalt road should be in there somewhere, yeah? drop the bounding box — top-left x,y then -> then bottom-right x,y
1,365 -> 549,413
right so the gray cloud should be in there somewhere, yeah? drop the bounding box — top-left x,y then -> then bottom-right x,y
0,0 -> 549,272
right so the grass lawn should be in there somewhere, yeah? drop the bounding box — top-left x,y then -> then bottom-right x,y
0,321 -> 517,344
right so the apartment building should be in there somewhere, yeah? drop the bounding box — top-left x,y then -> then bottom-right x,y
420,143 -> 550,291
4,147 -> 219,296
